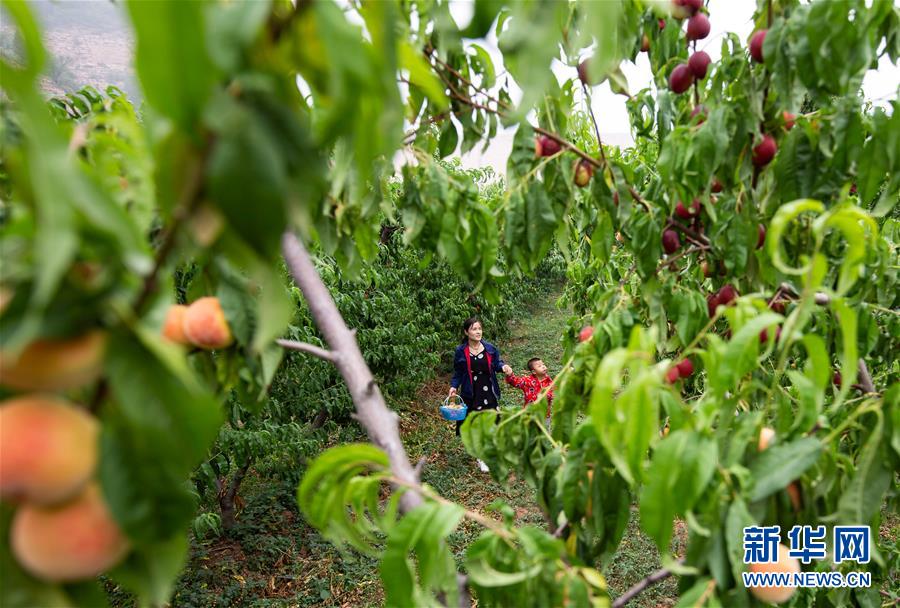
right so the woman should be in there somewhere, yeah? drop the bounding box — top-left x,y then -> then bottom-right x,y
448,317 -> 512,471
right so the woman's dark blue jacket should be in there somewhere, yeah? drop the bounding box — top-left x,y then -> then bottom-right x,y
450,341 -> 506,399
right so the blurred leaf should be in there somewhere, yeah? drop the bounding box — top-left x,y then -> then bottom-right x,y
107,535 -> 189,607
381,502 -> 464,607
127,0 -> 217,131
640,430 -> 717,552
438,121 -> 459,158
401,42 -> 449,112
837,410 -> 891,526
206,0 -> 271,73
101,331 -> 223,542
748,438 -> 822,501
206,101 -> 289,258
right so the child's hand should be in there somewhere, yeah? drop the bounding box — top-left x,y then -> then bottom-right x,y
501,364 -> 513,375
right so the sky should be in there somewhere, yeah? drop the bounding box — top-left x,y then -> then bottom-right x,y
444,0 -> 900,175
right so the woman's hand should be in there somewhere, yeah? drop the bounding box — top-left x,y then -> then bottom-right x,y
501,364 -> 513,375
448,387 -> 457,397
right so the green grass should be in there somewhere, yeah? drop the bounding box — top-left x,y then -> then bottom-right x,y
160,286 -> 679,607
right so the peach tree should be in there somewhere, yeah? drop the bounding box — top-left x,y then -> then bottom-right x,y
0,0 -> 897,607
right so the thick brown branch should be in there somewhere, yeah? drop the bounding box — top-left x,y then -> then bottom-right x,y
276,338 -> 338,363
281,233 -> 423,514
611,561 -> 682,608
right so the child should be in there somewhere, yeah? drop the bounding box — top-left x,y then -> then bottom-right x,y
504,357 -> 554,426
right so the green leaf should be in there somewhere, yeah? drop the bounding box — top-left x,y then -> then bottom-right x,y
837,410 -> 891,526
816,205 -> 878,295
767,199 -> 824,276
107,535 -> 189,607
725,498 -> 756,587
100,332 -> 223,542
468,44 -> 497,90
400,42 -> 449,112
381,502 -> 464,607
127,0 -> 217,131
496,2 -> 568,119
206,0 -> 271,73
830,299 -> 858,411
249,261 -> 293,354
640,430 -> 717,552
438,121 -> 459,158
590,345 -> 658,486
206,102 -> 289,258
748,437 -> 822,502
297,444 -> 392,553
466,552 -> 541,587
462,0 -> 504,39
719,313 -> 783,385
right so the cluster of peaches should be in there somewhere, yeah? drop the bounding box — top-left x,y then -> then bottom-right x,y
0,331 -> 127,582
0,297 -> 232,583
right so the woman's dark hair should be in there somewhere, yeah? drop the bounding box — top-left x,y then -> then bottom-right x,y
460,316 -> 482,343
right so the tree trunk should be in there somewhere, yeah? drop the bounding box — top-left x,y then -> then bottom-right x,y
219,461 -> 251,532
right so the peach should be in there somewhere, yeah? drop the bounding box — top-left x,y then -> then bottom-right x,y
578,326 -> 594,343
161,304 -> 190,345
0,395 -> 98,505
183,297 -> 233,350
758,426 -> 776,451
748,543 -> 801,604
750,30 -> 767,64
0,330 -> 107,391
11,483 -> 129,582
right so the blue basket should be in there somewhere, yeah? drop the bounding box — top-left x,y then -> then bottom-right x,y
439,395 -> 468,421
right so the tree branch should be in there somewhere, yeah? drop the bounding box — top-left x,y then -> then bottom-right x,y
532,126 -> 601,170
281,233 -> 423,514
552,520 -> 569,539
856,359 -> 876,394
656,245 -> 708,273
276,338 -> 339,363
425,47 -> 511,112
611,561 -> 682,608
581,81 -> 610,169
666,218 -> 710,246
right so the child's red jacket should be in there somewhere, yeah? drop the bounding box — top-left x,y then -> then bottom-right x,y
505,373 -> 554,416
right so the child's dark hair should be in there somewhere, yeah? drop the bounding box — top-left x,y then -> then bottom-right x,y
460,316 -> 481,343
527,357 -> 542,371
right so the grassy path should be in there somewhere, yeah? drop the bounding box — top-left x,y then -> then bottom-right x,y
399,288 -> 681,607
167,288 -> 681,607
